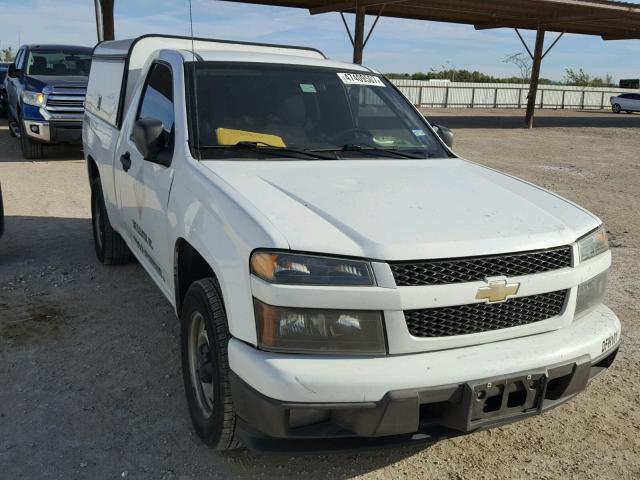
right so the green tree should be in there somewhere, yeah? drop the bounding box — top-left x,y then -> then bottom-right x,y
564,68 -> 615,87
1,46 -> 15,62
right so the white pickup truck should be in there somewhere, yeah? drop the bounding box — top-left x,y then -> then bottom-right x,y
84,35 -> 620,452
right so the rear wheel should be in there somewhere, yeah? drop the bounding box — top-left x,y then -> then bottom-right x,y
612,103 -> 622,113
181,278 -> 240,451
18,116 -> 43,159
91,178 -> 131,265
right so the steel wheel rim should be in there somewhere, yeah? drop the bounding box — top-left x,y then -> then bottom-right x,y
188,311 -> 215,417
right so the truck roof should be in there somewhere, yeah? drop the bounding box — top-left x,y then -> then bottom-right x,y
91,34 -> 373,128
185,49 -> 371,72
26,44 -> 93,52
93,34 -> 327,62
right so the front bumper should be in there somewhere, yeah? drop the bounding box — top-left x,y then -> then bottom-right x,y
23,119 -> 82,144
22,105 -> 83,144
229,304 -> 620,449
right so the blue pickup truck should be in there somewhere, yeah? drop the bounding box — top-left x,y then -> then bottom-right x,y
0,62 -> 10,116
5,44 -> 92,159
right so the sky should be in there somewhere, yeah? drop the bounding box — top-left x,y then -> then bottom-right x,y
0,0 -> 639,81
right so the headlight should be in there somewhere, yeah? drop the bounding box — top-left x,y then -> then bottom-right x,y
577,226 -> 609,262
22,91 -> 45,107
253,299 -> 386,355
575,271 -> 608,318
251,251 -> 375,286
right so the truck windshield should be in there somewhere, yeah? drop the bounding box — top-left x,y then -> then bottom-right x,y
187,63 -> 449,160
26,50 -> 92,76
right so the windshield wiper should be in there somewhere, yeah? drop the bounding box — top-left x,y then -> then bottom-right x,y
197,141 -> 336,160
313,144 -> 425,159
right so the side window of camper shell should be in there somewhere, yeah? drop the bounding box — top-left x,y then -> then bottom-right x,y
85,59 -> 126,126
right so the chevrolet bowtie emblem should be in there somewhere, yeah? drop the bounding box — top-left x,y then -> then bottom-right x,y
475,280 -> 520,303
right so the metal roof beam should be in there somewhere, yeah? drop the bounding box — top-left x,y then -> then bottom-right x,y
309,0 -> 405,15
602,33 -> 640,40
475,14 -> 628,30
541,0 -> 640,14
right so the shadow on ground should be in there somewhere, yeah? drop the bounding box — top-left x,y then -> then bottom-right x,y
0,215 -> 432,478
0,126 -> 83,162
427,110 -> 640,129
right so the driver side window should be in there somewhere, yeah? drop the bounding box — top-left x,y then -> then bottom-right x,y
137,62 -> 174,136
15,48 -> 25,70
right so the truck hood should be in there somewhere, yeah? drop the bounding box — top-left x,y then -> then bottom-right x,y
24,75 -> 88,91
201,158 -> 600,260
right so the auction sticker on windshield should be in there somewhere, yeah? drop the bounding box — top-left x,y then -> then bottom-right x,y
337,72 -> 386,87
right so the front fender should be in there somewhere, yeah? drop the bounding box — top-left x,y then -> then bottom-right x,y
168,160 -> 289,346
20,103 -> 46,121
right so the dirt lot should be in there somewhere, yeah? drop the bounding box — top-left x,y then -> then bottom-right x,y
1,109 -> 639,479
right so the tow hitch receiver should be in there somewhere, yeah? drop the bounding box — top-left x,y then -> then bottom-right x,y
466,372 -> 547,431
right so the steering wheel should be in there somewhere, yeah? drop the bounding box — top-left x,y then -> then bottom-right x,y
329,128 -> 374,145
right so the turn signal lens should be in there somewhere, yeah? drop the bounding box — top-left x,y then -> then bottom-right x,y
250,251 -> 374,286
254,299 -> 386,355
575,271 -> 608,318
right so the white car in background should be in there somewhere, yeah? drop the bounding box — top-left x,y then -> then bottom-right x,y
610,93 -> 640,113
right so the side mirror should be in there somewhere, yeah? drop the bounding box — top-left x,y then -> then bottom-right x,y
7,64 -> 20,78
433,124 -> 454,149
132,117 -> 167,163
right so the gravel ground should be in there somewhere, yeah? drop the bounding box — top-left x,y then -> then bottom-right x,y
1,109 -> 639,479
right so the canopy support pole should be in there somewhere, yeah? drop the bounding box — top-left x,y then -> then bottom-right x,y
353,5 -> 366,64
525,24 -> 546,128
94,0 -> 104,42
514,28 -> 534,59
542,31 -> 565,59
340,12 -> 355,47
93,0 -> 115,42
363,5 -> 385,48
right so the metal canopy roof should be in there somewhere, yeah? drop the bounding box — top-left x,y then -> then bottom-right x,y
229,0 -> 640,40
221,0 -> 640,127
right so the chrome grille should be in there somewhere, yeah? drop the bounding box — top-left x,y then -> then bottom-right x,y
404,290 -> 568,338
44,87 -> 86,116
390,246 -> 572,286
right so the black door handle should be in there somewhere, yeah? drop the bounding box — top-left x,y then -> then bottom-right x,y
120,152 -> 132,172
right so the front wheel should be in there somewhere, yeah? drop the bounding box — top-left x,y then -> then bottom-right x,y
19,117 -> 43,159
612,103 -> 622,113
181,278 -> 240,450
0,183 -> 4,238
7,109 -> 17,138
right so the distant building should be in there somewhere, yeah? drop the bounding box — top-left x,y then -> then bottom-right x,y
619,79 -> 639,89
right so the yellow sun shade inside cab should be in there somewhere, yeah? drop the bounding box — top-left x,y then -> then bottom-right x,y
216,128 -> 286,147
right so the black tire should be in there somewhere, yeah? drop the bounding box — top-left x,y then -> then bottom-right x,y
612,103 -> 621,114
0,183 -> 4,239
7,109 -> 16,138
91,178 -> 131,265
180,278 -> 240,451
19,116 -> 43,160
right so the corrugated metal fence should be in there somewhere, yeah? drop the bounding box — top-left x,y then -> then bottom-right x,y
391,79 -> 637,110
